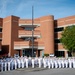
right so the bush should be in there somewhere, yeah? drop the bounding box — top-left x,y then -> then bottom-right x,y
44,54 -> 49,57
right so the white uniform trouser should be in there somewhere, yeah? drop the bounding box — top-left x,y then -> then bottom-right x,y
26,59 -> 28,68
5,62 -> 7,71
21,61 -> 24,68
51,62 -> 54,68
61,61 -> 64,68
69,62 -> 72,68
1,63 -> 3,72
18,61 -> 20,68
14,61 -> 17,69
11,62 -> 14,70
43,61 -> 46,68
38,59 -> 41,68
8,62 -> 10,71
65,62 -> 68,68
54,61 -> 58,68
32,59 -> 35,68
58,62 -> 61,68
73,61 -> 75,68
48,61 -> 50,68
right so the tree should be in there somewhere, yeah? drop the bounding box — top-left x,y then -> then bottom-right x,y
60,25 -> 75,56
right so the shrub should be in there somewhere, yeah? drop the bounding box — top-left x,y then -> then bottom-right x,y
44,54 -> 49,57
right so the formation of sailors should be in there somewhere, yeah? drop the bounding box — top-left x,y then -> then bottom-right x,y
0,56 -> 75,72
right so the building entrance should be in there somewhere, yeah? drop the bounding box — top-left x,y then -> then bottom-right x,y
22,49 -> 36,57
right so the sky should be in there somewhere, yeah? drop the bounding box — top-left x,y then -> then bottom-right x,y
0,0 -> 75,19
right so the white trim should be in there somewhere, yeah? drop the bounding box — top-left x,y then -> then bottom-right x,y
19,35 -> 41,38
54,32 -> 62,33
56,49 -> 68,51
19,24 -> 40,26
14,46 -> 44,50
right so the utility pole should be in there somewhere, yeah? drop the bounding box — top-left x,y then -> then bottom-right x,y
32,6 -> 34,57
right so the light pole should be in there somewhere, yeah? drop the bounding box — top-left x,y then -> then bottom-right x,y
32,6 -> 34,57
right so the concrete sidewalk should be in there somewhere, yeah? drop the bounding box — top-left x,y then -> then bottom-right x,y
16,67 -> 48,72
0,68 -> 75,75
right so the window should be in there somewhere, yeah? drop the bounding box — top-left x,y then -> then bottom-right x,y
22,37 -> 35,41
55,39 -> 60,43
25,27 -> 34,31
54,27 -> 64,32
0,28 -> 2,32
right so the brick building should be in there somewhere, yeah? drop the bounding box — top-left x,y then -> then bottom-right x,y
0,15 -> 75,57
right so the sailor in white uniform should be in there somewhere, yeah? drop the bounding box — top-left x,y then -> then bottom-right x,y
25,57 -> 28,68
43,57 -> 47,68
47,57 -> 51,68
54,60 -> 58,68
61,59 -> 65,68
68,58 -> 72,68
28,56 -> 32,66
17,58 -> 21,68
72,58 -> 75,68
32,57 -> 35,68
58,59 -> 61,68
14,59 -> 17,69
38,57 -> 42,68
1,60 -> 3,72
7,60 -> 11,71
34,56 -> 38,67
51,59 -> 54,68
4,61 -> 7,71
64,59 -> 68,68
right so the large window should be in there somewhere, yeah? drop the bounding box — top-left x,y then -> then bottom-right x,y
54,27 -> 64,32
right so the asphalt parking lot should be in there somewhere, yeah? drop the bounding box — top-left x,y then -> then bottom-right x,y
0,68 -> 75,75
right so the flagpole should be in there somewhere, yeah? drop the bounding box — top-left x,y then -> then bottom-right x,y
32,6 -> 34,57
